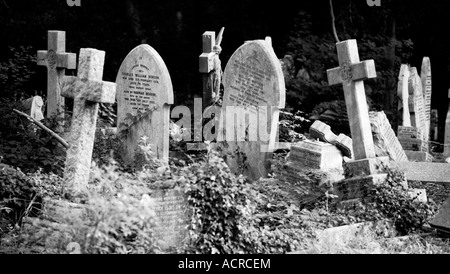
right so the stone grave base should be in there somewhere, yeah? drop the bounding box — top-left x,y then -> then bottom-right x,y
405,151 -> 433,162
344,156 -> 390,178
429,196 -> 450,236
332,174 -> 389,202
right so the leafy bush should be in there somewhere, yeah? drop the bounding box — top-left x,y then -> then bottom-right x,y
367,167 -> 437,235
0,98 -> 66,175
0,164 -> 41,226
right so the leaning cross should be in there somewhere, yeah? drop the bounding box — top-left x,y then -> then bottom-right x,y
37,30 -> 77,121
327,39 -> 377,160
61,48 -> 116,198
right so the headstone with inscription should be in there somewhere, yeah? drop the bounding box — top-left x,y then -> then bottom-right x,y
217,38 -> 285,180
151,188 -> 189,251
116,45 -> 174,165
61,48 -> 116,198
420,57 -> 432,141
408,67 -> 427,143
37,30 -> 76,122
369,111 -> 408,162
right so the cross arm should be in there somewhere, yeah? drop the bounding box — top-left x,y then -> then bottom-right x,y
327,60 -> 377,86
61,76 -> 116,104
37,50 -> 77,69
199,31 -> 216,73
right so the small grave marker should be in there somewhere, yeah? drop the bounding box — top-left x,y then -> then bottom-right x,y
61,48 -> 116,197
21,96 -> 44,121
37,31 -> 76,121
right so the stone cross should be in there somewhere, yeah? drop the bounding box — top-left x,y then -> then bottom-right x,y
327,39 -> 377,160
61,48 -> 116,198
37,30 -> 76,121
199,28 -> 224,107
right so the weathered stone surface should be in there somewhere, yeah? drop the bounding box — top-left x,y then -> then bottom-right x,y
217,39 -> 285,180
407,188 -> 427,203
420,57 -> 432,140
289,140 -> 343,171
391,161 -> 450,184
332,174 -> 388,202
429,196 -> 450,234
397,64 -> 411,126
405,151 -> 433,162
310,120 -> 337,143
398,137 -> 428,152
151,188 -> 189,251
369,111 -> 408,162
327,39 -> 377,160
37,30 -> 76,120
408,67 -> 427,143
61,48 -> 117,197
315,219 -> 396,249
116,44 -> 174,164
344,156 -> 390,178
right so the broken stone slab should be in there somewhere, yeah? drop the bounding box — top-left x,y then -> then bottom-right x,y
407,189 -> 427,203
289,139 -> 343,172
344,156 -> 390,178
390,162 -> 450,184
309,120 -> 353,158
405,151 -> 433,162
332,173 -> 389,202
315,219 -> 397,248
429,196 -> 450,235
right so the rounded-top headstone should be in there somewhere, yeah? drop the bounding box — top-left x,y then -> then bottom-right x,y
115,44 -> 174,164
116,44 -> 174,127
222,40 -> 285,111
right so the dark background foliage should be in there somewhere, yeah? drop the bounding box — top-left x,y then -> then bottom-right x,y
1,0 -> 449,138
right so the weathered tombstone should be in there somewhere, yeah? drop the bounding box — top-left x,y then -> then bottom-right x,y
408,67 -> 428,143
116,44 -> 174,165
22,96 -> 45,121
397,64 -> 411,127
397,125 -> 431,161
61,48 -> 116,197
420,57 -> 432,140
151,188 -> 189,251
327,39 -> 390,201
37,30 -> 76,122
445,89 -> 450,156
216,38 -> 285,180
369,111 -> 408,162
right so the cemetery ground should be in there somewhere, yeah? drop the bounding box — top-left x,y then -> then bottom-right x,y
1,109 -> 450,254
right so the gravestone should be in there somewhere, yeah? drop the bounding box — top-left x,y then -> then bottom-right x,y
420,57 -> 432,140
151,188 -> 189,251
22,96 -> 45,121
397,64 -> 411,126
61,48 -> 116,197
327,39 -> 391,201
116,44 -> 174,165
445,89 -> 450,156
369,111 -> 408,162
408,67 -> 427,143
288,140 -> 343,171
37,30 -> 76,122
217,38 -> 285,180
